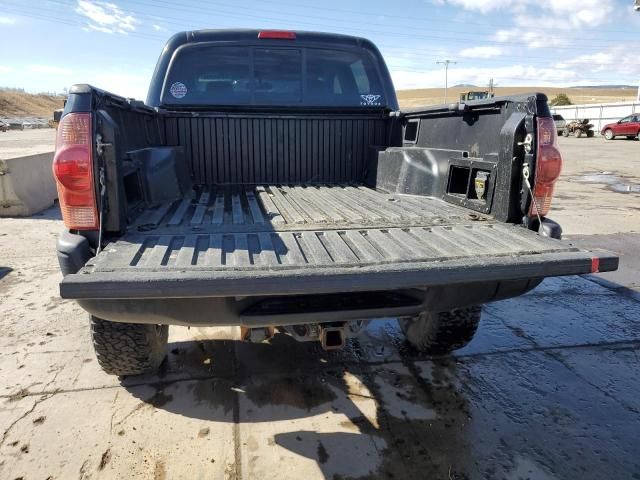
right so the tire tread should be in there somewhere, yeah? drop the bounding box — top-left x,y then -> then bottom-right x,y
399,306 -> 481,354
91,317 -> 168,376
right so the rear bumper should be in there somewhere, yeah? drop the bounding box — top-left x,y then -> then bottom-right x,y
76,279 -> 544,327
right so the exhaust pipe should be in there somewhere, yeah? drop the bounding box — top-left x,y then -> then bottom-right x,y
320,325 -> 346,351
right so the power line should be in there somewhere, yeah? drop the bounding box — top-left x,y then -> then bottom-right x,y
436,60 -> 457,103
127,0 -> 640,36
3,2 -> 637,88
31,0 -> 639,52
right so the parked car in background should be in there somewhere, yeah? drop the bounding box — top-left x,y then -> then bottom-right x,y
601,114 -> 640,140
0,120 -> 8,132
552,114 -> 566,135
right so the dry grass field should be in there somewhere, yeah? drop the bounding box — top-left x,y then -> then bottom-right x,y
397,86 -> 639,108
0,87 -> 636,117
0,91 -> 64,118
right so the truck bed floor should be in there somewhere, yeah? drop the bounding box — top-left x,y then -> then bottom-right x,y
132,184 -> 481,233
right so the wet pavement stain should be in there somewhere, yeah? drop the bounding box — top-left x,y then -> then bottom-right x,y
317,441 -> 329,464
148,389 -> 173,408
244,376 -> 338,411
566,171 -> 640,194
97,448 -> 111,471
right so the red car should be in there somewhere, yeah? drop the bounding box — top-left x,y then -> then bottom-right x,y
601,114 -> 640,140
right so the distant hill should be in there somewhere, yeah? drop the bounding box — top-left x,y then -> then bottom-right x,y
452,84 -> 477,88
0,90 -> 65,118
569,85 -> 637,89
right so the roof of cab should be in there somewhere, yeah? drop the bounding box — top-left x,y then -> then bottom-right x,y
181,29 -> 374,48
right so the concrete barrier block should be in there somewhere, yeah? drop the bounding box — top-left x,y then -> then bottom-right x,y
0,152 -> 57,216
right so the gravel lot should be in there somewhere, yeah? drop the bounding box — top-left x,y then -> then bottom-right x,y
0,130 -> 639,479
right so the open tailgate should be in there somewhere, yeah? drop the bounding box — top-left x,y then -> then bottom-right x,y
60,223 -> 617,299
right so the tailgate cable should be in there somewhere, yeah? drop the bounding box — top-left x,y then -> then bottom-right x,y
96,166 -> 106,254
522,162 -> 547,237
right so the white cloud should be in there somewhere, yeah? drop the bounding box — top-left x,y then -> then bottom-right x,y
75,0 -> 139,35
81,71 -> 151,99
439,0 -> 612,29
458,46 -> 504,58
28,65 -> 73,75
152,24 -> 165,32
555,45 -> 640,77
494,29 -> 565,49
0,16 -> 16,25
438,0 -> 517,13
391,64 -> 579,90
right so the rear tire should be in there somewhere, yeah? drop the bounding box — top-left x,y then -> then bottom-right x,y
562,129 -> 569,137
574,129 -> 582,138
91,316 -> 169,376
586,130 -> 594,138
399,306 -> 482,354
604,129 -> 614,140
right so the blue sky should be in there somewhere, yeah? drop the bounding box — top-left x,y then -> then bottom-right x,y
1,0 -> 639,99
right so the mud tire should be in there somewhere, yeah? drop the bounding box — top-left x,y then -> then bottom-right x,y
91,316 -> 168,376
399,306 -> 482,354
574,129 -> 582,138
562,129 -> 569,137
586,130 -> 594,138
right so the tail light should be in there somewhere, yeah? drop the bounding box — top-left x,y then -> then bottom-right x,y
257,30 -> 296,39
529,116 -> 562,217
52,113 -> 98,230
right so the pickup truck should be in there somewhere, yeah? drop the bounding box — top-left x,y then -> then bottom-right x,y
53,29 -> 618,376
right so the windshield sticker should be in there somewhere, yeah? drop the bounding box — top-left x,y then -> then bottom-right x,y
360,94 -> 382,106
170,82 -> 187,99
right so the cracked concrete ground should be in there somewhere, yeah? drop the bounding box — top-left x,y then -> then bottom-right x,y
0,132 -> 639,479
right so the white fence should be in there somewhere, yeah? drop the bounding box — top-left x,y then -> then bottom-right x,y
550,101 -> 640,135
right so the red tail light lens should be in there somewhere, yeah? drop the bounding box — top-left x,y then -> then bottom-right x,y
257,30 -> 296,39
52,113 -> 98,230
529,116 -> 562,217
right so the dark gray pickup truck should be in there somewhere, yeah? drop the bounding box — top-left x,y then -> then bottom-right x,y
53,29 -> 617,376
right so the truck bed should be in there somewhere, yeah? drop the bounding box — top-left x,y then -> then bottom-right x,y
132,184 -> 480,233
60,184 -> 617,300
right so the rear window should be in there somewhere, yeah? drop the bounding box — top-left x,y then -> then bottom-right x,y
161,44 -> 385,107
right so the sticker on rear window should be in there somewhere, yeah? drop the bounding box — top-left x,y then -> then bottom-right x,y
170,82 -> 187,99
360,94 -> 382,106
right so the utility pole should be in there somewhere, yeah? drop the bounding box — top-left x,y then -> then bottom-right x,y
436,59 -> 457,104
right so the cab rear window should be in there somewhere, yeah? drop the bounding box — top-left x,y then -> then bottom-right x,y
161,44 -> 385,107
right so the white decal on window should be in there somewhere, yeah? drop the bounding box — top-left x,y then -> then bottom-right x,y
170,82 -> 187,99
360,94 -> 382,106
